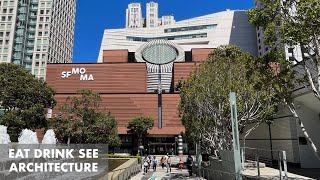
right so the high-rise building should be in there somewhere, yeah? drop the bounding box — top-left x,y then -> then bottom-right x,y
161,15 -> 175,26
146,1 -> 158,28
0,0 -> 76,80
125,3 -> 143,28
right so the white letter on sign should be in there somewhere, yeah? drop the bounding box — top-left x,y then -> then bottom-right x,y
71,68 -> 80,74
80,74 -> 88,81
79,68 -> 86,74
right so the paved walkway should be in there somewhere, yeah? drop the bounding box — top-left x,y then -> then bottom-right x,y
131,155 -> 202,180
131,167 -> 204,180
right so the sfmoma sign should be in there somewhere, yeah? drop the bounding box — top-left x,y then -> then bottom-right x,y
61,68 -> 94,81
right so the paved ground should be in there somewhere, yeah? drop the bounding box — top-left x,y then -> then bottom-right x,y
131,155 -> 203,180
131,167 -> 204,180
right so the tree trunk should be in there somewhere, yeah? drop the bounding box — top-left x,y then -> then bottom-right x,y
286,102 -> 320,160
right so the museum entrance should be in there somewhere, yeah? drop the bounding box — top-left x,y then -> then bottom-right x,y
145,136 -> 176,155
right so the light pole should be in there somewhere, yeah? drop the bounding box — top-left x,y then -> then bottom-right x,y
158,64 -> 162,129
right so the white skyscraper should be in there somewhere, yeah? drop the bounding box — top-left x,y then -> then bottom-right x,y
0,0 -> 76,80
146,1 -> 158,28
161,15 -> 175,26
126,3 -> 143,28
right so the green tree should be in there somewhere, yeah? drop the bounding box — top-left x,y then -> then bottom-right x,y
127,116 -> 154,154
248,0 -> 320,159
49,89 -> 121,145
0,63 -> 56,141
178,45 -> 284,156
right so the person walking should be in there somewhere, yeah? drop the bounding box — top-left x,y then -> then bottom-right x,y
161,156 -> 165,169
166,156 -> 172,173
143,155 -> 150,174
152,156 -> 157,171
186,154 -> 193,176
178,158 -> 183,171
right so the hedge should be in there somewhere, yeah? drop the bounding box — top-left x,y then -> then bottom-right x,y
100,154 -> 142,163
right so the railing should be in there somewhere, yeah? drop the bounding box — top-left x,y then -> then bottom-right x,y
193,164 -> 244,180
241,147 -> 288,180
109,163 -> 141,180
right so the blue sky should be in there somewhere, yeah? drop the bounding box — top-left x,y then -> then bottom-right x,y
72,0 -> 254,63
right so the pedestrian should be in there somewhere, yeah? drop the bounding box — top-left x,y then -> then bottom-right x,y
148,155 -> 152,169
143,156 -> 150,174
178,159 -> 183,171
152,156 -> 157,171
166,155 -> 172,173
186,154 -> 193,176
161,156 -> 165,169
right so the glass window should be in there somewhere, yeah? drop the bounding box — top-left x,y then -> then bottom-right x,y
37,46 -> 41,51
34,69 -> 39,75
35,61 -> 39,66
3,55 -> 8,61
0,32 -> 3,37
7,16 -> 12,21
5,40 -> 9,45
37,38 -> 41,43
41,3 -> 45,7
40,69 -> 45,75
41,61 -> 46,67
9,1 -> 14,6
6,32 -> 10,37
9,9 -> 13,13
0,24 -> 5,29
36,54 -> 40,59
3,1 -> 8,6
43,38 -> 48,44
3,9 -> 7,13
6,24 -> 11,30
3,48 -> 8,53
1,16 -> 5,21
164,24 -> 217,33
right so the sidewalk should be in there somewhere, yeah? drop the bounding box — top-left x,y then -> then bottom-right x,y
131,155 -> 202,180
131,166 -> 201,180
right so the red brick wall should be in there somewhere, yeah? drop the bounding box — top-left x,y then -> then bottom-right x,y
103,50 -> 128,63
192,48 -> 214,62
46,63 -> 147,93
53,94 -> 184,135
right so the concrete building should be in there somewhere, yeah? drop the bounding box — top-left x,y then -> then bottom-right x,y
99,10 -> 258,61
146,1 -> 158,28
126,3 -> 143,28
0,0 -> 76,80
161,15 -> 175,26
246,0 -> 320,168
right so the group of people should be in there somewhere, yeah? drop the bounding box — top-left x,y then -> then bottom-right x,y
142,153 -> 194,176
143,153 -> 172,174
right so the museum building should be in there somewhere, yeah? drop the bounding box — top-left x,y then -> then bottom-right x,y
46,10 -> 258,155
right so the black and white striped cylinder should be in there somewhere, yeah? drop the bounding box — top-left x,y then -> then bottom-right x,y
178,135 -> 183,156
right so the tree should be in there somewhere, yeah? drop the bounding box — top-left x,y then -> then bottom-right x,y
248,0 -> 320,159
49,89 -> 121,146
0,63 -> 56,141
248,0 -> 320,101
178,45 -> 282,156
127,116 -> 154,154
